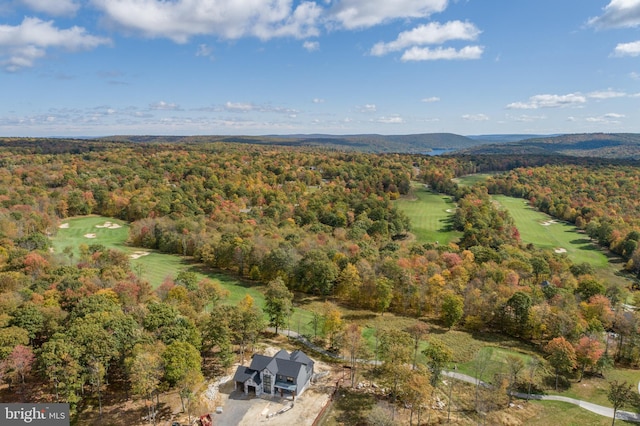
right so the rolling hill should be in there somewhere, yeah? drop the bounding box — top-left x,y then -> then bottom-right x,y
458,133 -> 640,159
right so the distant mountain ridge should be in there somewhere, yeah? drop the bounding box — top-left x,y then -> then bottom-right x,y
458,133 -> 640,159
6,132 -> 639,158
100,133 -> 481,153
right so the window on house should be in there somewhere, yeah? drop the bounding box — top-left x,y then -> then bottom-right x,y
286,376 -> 294,383
263,374 -> 271,389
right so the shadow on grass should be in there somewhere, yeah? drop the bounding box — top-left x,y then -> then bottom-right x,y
343,313 -> 378,322
569,238 -> 592,245
542,375 -> 571,392
333,389 -> 376,425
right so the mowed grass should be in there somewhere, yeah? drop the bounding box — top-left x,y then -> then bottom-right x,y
554,368 -> 640,408
52,216 -> 317,336
453,173 -> 495,187
527,400 -> 635,426
492,195 -> 609,268
52,216 -> 193,287
395,183 -> 462,245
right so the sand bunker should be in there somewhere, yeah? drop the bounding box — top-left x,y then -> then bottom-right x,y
95,221 -> 122,229
541,220 -> 557,226
84,233 -> 97,239
554,248 -> 567,254
130,251 -> 150,260
58,223 -> 69,229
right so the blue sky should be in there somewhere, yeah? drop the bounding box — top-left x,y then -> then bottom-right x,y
1,0 -> 640,137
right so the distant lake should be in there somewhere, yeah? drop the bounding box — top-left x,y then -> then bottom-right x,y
424,148 -> 456,156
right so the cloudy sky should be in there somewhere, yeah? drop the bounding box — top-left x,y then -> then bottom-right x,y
1,0 -> 640,136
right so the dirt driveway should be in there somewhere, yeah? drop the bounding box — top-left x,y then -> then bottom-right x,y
213,374 -> 333,426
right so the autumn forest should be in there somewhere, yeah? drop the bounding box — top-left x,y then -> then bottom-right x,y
1,137 -> 640,424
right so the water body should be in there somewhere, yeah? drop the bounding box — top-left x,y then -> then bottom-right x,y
424,148 -> 456,156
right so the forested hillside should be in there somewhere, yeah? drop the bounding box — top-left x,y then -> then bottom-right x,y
0,138 -> 638,423
460,133 -> 640,159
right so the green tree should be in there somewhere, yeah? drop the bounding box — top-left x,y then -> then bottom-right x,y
294,249 -> 338,295
202,305 -> 235,370
162,341 -> 202,387
126,343 -> 164,423
264,277 -> 293,334
607,380 -> 637,426
441,292 -> 464,329
378,328 -> 413,418
422,339 -> 453,389
229,295 -> 264,364
10,303 -> 45,343
0,326 -> 30,359
374,277 -> 393,315
38,334 -> 83,408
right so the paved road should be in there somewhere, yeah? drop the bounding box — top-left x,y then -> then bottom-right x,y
274,328 -> 640,422
444,371 -> 640,423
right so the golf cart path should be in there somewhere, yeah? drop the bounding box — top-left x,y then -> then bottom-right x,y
273,328 -> 640,423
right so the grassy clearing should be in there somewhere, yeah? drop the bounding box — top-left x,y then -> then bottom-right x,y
527,400 -> 634,426
53,216 -> 130,255
553,368 -> 640,408
492,195 -> 630,287
453,173 -> 495,187
52,216 -> 317,336
492,195 -> 609,267
395,183 -> 462,245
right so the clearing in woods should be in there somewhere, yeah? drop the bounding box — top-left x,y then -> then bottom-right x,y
395,183 -> 462,245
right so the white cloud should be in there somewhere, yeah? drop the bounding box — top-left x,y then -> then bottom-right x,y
588,89 -> 627,99
312,98 -> 325,103
370,21 -> 480,56
303,40 -> 319,51
376,115 -> 404,124
462,113 -> 489,121
401,45 -> 483,61
225,101 -> 257,112
91,0 -> 322,42
21,0 -> 80,16
149,101 -> 180,110
357,104 -> 377,113
330,0 -> 447,29
223,101 -> 298,114
630,71 -> 640,79
588,0 -> 640,29
421,96 -> 440,103
585,112 -> 626,123
613,40 -> 640,56
506,93 -> 587,109
508,114 -> 547,122
0,17 -> 110,71
196,44 -> 213,58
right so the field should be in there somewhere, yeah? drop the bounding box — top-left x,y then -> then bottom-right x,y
395,183 -> 462,245
491,195 -> 608,267
52,216 -> 316,336
453,173 -> 495,187
491,195 -> 630,287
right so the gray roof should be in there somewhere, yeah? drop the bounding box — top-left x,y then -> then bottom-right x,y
233,366 -> 256,383
274,349 -> 290,359
249,354 -> 276,373
235,350 -> 314,386
274,358 -> 304,378
290,350 -> 313,367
